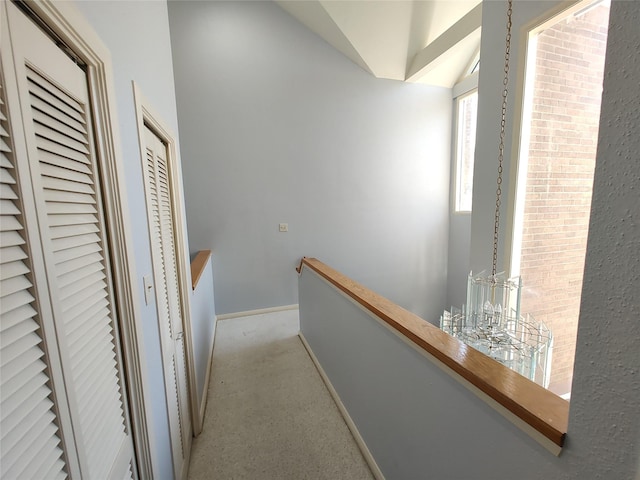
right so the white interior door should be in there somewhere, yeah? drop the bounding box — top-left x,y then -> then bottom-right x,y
0,55 -> 72,480
142,125 -> 192,479
1,2 -> 136,478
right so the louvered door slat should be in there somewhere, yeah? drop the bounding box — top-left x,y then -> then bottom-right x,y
1,377 -> 51,434
0,289 -> 34,318
33,109 -> 88,145
0,259 -> 29,280
0,230 -> 24,247
41,162 -> 93,185
1,274 -> 32,297
55,251 -> 103,277
58,260 -> 103,287
26,68 -> 84,114
0,154 -> 12,168
42,175 -> 95,194
0,183 -> 18,200
60,270 -> 105,301
76,359 -> 119,413
3,418 -> 61,477
0,329 -> 41,368
0,244 -> 27,261
47,204 -> 97,216
38,149 -> 91,172
1,361 -> 48,418
0,215 -> 21,231
32,454 -> 67,480
53,242 -> 101,263
27,446 -> 67,480
86,400 -> 123,453
26,80 -> 84,124
67,306 -> 109,343
63,289 -> 108,325
0,345 -> 42,387
0,167 -> 16,185
34,123 -> 90,154
1,369 -> 51,419
69,321 -> 111,366
36,136 -> 91,164
30,96 -> 87,134
0,348 -> 45,402
0,304 -> 37,335
65,299 -> 109,338
51,222 -> 99,240
44,189 -> 94,204
2,380 -> 53,440
0,312 -> 38,348
78,361 -> 120,419
52,232 -> 101,252
60,278 -> 107,313
0,198 -> 20,213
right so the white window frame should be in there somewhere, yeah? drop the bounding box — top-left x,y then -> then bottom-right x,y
452,72 -> 479,214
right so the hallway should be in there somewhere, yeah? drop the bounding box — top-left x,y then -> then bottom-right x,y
187,310 -> 374,479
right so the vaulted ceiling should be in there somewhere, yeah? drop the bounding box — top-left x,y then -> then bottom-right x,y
276,0 -> 482,87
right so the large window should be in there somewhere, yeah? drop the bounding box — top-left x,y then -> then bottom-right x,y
511,0 -> 610,398
453,89 -> 478,213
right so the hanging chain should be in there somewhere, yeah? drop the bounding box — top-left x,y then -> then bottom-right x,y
492,0 -> 513,279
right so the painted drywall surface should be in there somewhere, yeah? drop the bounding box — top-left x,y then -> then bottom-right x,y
446,213 -> 471,308
168,0 -> 451,321
568,0 -> 640,476
190,257 -> 216,404
70,1 -> 182,476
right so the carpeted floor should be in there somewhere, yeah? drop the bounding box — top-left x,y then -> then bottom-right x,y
187,309 -> 375,480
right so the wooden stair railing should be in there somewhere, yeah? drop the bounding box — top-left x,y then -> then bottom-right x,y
190,250 -> 212,290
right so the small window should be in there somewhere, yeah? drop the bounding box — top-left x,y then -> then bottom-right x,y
454,89 -> 478,213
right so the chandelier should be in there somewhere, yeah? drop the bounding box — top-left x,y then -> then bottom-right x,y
440,0 -> 553,387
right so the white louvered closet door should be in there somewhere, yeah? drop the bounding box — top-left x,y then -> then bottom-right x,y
0,63 -> 70,480
143,126 -> 191,479
1,3 -> 136,478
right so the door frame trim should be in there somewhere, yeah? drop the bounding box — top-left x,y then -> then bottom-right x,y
133,81 -> 196,478
22,1 -> 155,477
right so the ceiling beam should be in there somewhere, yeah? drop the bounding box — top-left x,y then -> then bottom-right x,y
405,3 -> 482,83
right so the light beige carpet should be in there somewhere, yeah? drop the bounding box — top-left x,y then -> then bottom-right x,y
187,309 -> 375,480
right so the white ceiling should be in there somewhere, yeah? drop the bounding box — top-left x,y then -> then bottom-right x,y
276,0 -> 482,87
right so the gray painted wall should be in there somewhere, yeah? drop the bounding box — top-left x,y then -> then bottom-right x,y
70,2 -> 184,476
446,214 -> 471,308
189,256 -> 216,405
301,1 -> 640,478
168,0 -> 452,321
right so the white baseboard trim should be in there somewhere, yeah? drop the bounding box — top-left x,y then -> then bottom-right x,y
298,332 -> 385,480
217,304 -> 299,321
195,316 -> 217,436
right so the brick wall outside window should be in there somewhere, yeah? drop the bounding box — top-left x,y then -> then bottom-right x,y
518,5 -> 609,396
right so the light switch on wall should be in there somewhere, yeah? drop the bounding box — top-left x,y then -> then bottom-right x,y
143,275 -> 154,306
279,223 -> 288,232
